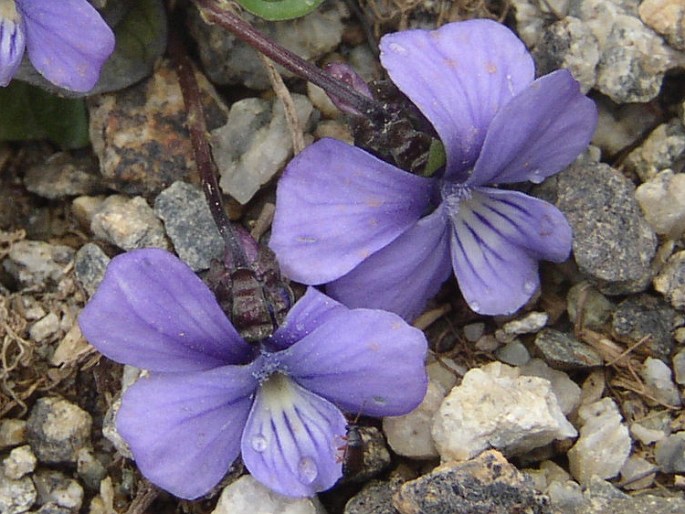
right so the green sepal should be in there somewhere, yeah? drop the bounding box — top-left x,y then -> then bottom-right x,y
236,0 -> 323,21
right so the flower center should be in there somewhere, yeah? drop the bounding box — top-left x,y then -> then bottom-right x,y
440,180 -> 472,215
0,0 -> 19,22
251,349 -> 290,383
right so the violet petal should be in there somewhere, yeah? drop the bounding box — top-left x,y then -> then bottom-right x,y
326,208 -> 452,321
448,188 -> 572,315
241,374 -> 346,497
116,365 -> 257,500
79,249 -> 253,372
267,287 -> 347,352
18,0 -> 114,92
281,308 -> 428,417
0,4 -> 25,86
380,19 -> 534,181
469,70 -> 598,187
270,138 -> 434,284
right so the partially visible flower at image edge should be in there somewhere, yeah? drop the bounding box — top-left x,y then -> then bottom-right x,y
269,19 -> 598,320
0,0 -> 115,92
78,249 -> 428,499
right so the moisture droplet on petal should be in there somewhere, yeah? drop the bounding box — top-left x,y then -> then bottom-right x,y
297,456 -> 319,484
388,42 -> 408,55
251,434 -> 268,452
470,301 -> 481,313
529,170 -> 545,184
523,279 -> 537,294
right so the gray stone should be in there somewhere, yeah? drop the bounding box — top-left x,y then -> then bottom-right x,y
567,398 -> 631,484
502,311 -> 549,336
510,0 -> 570,47
619,455 -> 656,490
3,240 -> 75,290
432,362 -> 576,462
495,340 -> 531,366
24,153 -> 105,200
639,0 -> 685,50
534,329 -> 603,370
462,322 -> 485,343
34,504 -> 73,514
211,474 -> 325,514
612,294 -> 675,361
214,95 -> 314,204
33,470 -> 84,511
154,181 -> 223,271
74,243 -> 110,297
654,250 -> 685,310
26,397 -> 92,464
625,119 -> 685,181
640,357 -> 681,407
655,432 -> 685,473
342,426 -> 391,483
190,4 -> 345,89
673,348 -> 685,385
635,170 -> 685,238
0,470 -> 36,514
90,195 -> 169,251
394,450 -> 551,514
534,17 -> 600,93
592,98 -> 661,157
592,495 -> 685,514
555,160 -> 657,295
76,449 -> 107,492
3,445 -> 36,479
521,359 -> 582,415
29,312 -> 61,343
344,479 -> 400,514
567,282 -> 615,331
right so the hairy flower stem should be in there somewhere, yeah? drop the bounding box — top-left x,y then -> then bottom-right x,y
168,29 -> 250,270
192,0 -> 389,126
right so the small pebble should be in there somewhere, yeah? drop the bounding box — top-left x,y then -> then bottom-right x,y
3,240 -> 74,290
74,243 -> 110,297
90,195 -> 169,251
625,119 -> 685,181
612,294 -> 676,361
630,422 -> 666,445
29,312 -> 61,343
533,328 -> 603,370
0,471 -> 36,514
432,362 -> 576,462
0,419 -> 27,450
462,322 -> 485,342
24,153 -> 104,200
640,0 -> 685,50
654,250 -> 685,311
635,170 -> 685,238
620,455 -> 656,490
26,397 -> 92,464
567,398 -> 631,484
211,474 -> 325,514
383,380 -> 444,459
344,478 -> 400,514
494,339 -> 531,366
673,348 -> 685,385
566,282 -> 615,331
502,311 -> 549,336
521,359 -> 582,415
655,432 -> 685,473
640,357 -> 682,407
3,445 -> 37,480
33,470 -> 84,511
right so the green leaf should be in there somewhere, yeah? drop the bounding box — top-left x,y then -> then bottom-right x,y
423,139 -> 446,177
236,0 -> 323,20
0,81 -> 89,149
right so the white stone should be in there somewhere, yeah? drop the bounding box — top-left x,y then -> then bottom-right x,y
432,362 -> 576,462
521,359 -> 582,415
640,357 -> 682,407
28,312 -> 60,343
211,475 -> 325,514
635,170 -> 685,238
383,380 -> 445,459
567,398 -> 631,484
630,422 -> 666,445
673,348 -> 685,385
0,470 -> 36,514
502,312 -> 549,335
3,445 -> 36,480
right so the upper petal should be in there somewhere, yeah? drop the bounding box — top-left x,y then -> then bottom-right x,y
241,374 -> 346,497
117,365 -> 257,500
469,70 -> 598,186
280,308 -> 428,417
270,138 -> 435,284
18,0 -> 114,92
449,188 -> 572,315
79,249 -> 253,372
0,3 -> 25,86
380,19 -> 534,181
267,287 -> 347,352
326,207 -> 453,321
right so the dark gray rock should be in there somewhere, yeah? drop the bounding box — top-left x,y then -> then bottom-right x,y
534,329 -> 603,370
24,154 -> 105,200
26,397 -> 92,464
344,479 -> 401,514
74,243 -> 110,297
612,294 -> 676,361
625,119 -> 685,181
655,432 -> 685,473
154,181 -> 223,271
555,160 -> 657,295
3,241 -> 75,290
33,470 -> 83,511
342,426 -> 392,484
393,451 -> 551,514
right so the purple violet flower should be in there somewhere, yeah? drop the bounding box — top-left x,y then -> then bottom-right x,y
269,19 -> 598,319
0,0 -> 115,91
78,248 -> 428,499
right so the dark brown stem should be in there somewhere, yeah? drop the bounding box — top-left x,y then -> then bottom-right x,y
168,29 -> 250,269
193,0 -> 388,125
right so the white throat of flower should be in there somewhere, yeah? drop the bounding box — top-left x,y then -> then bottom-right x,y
440,180 -> 473,215
0,1 -> 19,22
